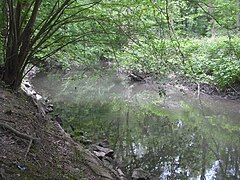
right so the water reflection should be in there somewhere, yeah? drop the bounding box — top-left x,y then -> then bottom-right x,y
32,70 -> 240,179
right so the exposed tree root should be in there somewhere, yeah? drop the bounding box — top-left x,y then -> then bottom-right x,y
0,122 -> 40,143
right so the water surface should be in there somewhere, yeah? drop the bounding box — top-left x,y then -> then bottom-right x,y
32,69 -> 240,179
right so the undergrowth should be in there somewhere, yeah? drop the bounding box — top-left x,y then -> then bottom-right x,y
116,36 -> 240,89
181,36 -> 240,88
47,35 -> 240,90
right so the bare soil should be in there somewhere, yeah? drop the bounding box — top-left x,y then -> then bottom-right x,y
164,74 -> 240,100
0,83 -> 120,179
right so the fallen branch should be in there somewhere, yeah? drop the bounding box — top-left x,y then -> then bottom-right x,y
0,122 -> 40,143
24,139 -> 33,160
228,84 -> 240,95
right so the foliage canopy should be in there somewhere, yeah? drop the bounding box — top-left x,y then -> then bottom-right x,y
0,0 -> 239,89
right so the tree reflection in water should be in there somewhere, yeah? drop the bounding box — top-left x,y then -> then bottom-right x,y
54,99 -> 240,179
32,71 -> 240,179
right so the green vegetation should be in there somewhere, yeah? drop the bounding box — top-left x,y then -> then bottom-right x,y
182,36 -> 240,88
0,0 -> 239,89
1,1 -> 239,179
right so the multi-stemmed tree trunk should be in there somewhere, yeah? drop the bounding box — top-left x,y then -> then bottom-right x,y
2,0 -> 41,89
1,0 -> 102,90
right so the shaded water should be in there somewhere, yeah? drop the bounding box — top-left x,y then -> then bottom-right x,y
32,69 -> 240,179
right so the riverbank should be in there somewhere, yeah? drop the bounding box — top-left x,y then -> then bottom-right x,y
0,83 -> 123,179
29,56 -> 240,100
1,64 -> 239,179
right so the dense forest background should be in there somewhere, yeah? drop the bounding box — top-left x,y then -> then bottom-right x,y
0,0 -> 239,89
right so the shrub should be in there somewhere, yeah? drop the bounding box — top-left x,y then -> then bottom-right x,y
181,36 -> 240,88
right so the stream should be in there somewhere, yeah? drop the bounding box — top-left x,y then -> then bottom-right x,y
31,68 -> 240,179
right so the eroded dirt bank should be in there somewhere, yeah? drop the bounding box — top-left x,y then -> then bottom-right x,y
0,83 -> 123,179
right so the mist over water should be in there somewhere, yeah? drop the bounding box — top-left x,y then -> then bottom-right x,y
32,69 -> 240,179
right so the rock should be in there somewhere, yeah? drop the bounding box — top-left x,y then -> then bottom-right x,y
89,142 -> 126,179
102,158 -> 114,169
91,144 -> 114,159
103,156 -> 113,163
86,161 -> 115,179
79,136 -> 92,145
83,150 -> 116,179
24,83 -> 30,88
132,168 -> 150,180
46,104 -> 54,113
117,168 -> 125,178
98,139 -> 110,148
93,151 -> 106,159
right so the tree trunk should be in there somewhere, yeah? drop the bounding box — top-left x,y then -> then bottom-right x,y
209,0 -> 215,39
2,55 -> 21,89
237,0 -> 240,33
2,1 -> 22,88
2,0 -> 41,89
166,0 -> 174,31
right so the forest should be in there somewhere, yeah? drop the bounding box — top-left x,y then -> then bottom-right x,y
0,0 -> 240,179
0,0 -> 239,90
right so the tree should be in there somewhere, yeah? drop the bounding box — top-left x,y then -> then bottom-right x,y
1,0 -> 41,89
237,0 -> 240,32
1,0 -> 239,90
0,0 -> 103,89
209,0 -> 215,38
